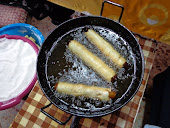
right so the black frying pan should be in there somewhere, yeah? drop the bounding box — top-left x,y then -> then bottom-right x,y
36,1 -> 144,126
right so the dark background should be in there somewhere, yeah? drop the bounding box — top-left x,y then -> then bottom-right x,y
0,0 -> 74,24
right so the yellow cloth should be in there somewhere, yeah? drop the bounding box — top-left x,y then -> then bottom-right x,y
103,0 -> 170,45
48,0 -> 170,45
48,0 -> 103,15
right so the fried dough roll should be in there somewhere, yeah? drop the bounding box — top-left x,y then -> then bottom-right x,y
85,29 -> 126,68
55,82 -> 116,101
68,40 -> 116,82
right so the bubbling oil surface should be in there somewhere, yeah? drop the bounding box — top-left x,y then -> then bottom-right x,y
46,26 -> 135,111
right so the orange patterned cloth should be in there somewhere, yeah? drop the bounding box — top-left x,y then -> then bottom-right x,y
48,0 -> 170,45
103,0 -> 170,45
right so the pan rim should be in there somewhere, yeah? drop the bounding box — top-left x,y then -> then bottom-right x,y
37,15 -> 145,117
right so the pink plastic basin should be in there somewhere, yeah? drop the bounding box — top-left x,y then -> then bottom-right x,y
0,34 -> 39,110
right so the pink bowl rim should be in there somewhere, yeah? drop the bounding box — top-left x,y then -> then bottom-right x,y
0,34 -> 39,110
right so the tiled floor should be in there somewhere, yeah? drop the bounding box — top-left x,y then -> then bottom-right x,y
0,100 -> 25,128
0,15 -> 169,128
30,16 -> 57,39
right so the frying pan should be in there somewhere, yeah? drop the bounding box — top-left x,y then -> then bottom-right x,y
36,1 -> 144,127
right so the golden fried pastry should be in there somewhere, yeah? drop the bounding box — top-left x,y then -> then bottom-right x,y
85,29 -> 126,68
55,82 -> 116,101
68,40 -> 116,82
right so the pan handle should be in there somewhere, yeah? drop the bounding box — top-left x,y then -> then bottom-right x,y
40,102 -> 72,125
100,0 -> 124,23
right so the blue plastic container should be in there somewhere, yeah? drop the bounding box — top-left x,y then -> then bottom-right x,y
0,23 -> 44,46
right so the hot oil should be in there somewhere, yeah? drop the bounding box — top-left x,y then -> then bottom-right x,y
46,26 -> 135,111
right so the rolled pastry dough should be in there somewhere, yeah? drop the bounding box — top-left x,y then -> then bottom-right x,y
85,29 -> 126,68
68,40 -> 116,82
55,82 -> 116,101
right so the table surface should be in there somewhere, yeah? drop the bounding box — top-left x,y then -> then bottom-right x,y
10,33 -> 157,128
